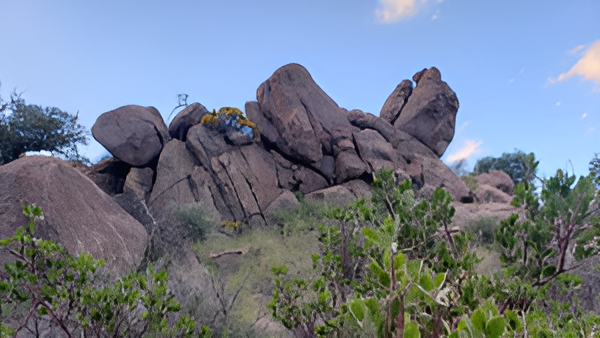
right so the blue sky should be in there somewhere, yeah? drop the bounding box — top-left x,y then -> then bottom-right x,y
1,0 -> 599,178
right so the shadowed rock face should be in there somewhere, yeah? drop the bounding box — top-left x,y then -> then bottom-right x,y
168,102 -> 210,142
0,156 -> 148,276
393,67 -> 459,157
92,105 -> 170,167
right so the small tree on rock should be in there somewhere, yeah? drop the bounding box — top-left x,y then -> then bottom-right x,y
0,83 -> 89,165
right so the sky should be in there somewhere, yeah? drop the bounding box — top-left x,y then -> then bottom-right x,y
0,0 -> 599,179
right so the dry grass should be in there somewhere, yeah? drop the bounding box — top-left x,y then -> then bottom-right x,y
192,228 -> 320,337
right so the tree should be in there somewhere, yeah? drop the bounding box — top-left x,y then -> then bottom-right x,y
473,150 -> 538,185
0,83 -> 89,165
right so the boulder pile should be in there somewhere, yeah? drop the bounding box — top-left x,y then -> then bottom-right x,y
0,63 -> 516,310
87,63 -> 473,233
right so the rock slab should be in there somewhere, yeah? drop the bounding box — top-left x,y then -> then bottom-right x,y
0,156 -> 148,275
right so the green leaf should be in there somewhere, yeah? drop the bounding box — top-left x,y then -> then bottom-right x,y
362,228 -> 380,245
504,310 -> 522,331
485,316 -> 505,338
419,274 -> 434,292
457,318 -> 468,330
349,300 -> 365,322
471,309 -> 487,331
394,252 -> 406,271
542,265 -> 556,277
404,321 -> 420,338
369,261 -> 390,287
434,272 -> 446,288
0,238 -> 14,246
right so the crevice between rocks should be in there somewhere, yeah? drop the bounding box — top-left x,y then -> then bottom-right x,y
147,175 -> 191,206
218,159 -> 248,223
351,133 -> 372,173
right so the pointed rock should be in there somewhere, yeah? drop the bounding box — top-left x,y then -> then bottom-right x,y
168,102 -> 209,141
394,68 -> 459,157
380,80 -> 413,125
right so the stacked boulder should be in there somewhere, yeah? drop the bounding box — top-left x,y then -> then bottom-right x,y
89,63 -> 474,231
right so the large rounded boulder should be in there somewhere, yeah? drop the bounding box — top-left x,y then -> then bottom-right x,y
0,156 -> 148,275
92,105 -> 170,167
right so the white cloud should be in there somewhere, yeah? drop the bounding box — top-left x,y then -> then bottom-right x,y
586,127 -> 596,135
508,68 -> 525,84
447,140 -> 482,163
376,0 -> 418,23
569,45 -> 586,55
556,101 -> 561,106
583,112 -> 589,119
549,40 -> 600,87
431,9 -> 440,20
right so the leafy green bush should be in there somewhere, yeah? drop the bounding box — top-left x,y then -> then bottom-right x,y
269,167 -> 600,337
174,204 -> 218,242
0,205 -> 211,337
271,197 -> 331,236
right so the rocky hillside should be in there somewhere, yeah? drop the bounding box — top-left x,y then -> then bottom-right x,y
0,63 -> 521,314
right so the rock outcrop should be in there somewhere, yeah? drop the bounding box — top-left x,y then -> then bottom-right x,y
92,105 -> 170,167
0,156 -> 148,275
476,170 -> 514,195
392,67 -> 459,157
86,63 -> 474,232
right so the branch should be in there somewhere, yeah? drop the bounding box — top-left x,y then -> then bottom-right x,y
209,249 -> 248,259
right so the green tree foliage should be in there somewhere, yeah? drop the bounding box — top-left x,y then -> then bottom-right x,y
269,167 -> 600,337
472,150 -> 538,185
0,205 -> 211,337
0,84 -> 89,165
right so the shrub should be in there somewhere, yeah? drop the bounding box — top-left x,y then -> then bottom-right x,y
269,167 -> 600,337
173,204 -> 218,242
461,174 -> 479,191
464,217 -> 498,246
0,205 -> 211,337
271,198 -> 331,236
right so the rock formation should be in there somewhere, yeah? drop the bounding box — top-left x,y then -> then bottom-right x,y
0,63 -> 521,318
0,156 -> 147,275
393,67 -> 459,157
87,63 -> 471,230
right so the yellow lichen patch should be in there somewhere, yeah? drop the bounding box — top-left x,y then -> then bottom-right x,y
218,107 -> 244,117
220,220 -> 244,236
200,111 -> 219,126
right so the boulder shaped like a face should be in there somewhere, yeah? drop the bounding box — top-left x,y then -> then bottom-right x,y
392,67 -> 459,158
92,105 -> 170,167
